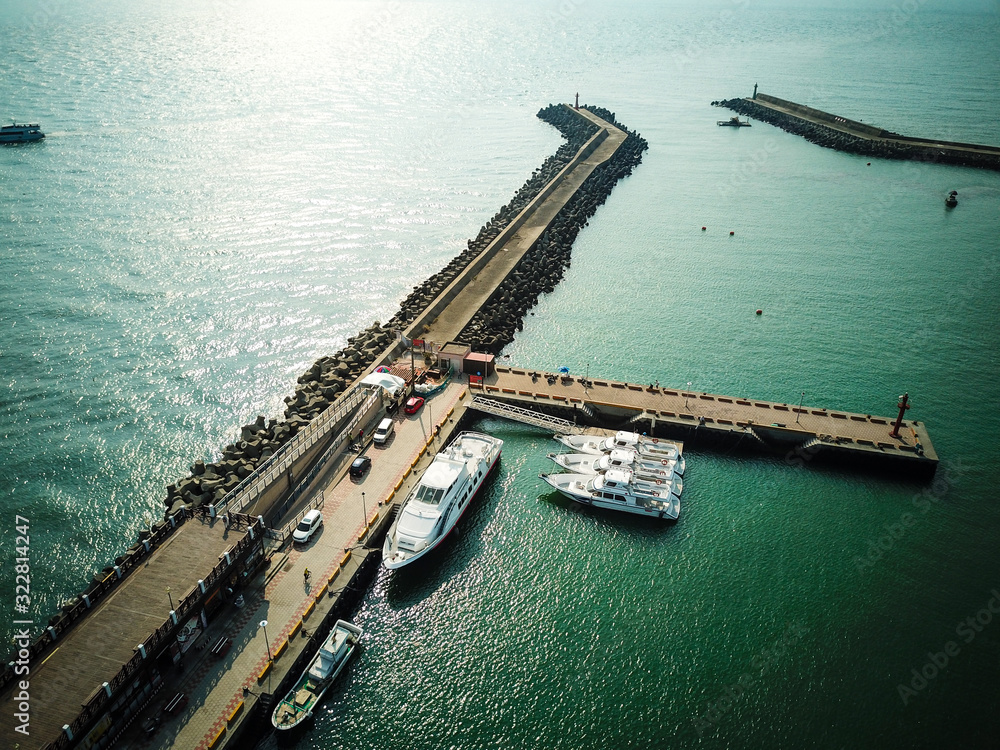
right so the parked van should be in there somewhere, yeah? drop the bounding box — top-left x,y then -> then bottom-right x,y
373,418 -> 394,445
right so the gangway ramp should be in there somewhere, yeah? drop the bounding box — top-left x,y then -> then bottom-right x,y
469,396 -> 584,434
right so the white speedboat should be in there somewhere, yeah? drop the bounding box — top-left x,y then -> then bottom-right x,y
272,619 -> 362,731
554,430 -> 683,466
1,123 -> 45,143
383,431 -> 502,569
540,468 -> 681,520
548,447 -> 684,478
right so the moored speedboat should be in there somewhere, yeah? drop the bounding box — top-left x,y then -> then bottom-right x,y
539,468 -> 681,520
548,447 -> 684,479
271,619 -> 362,732
383,431 -> 502,569
717,116 -> 751,127
0,123 -> 45,143
945,190 -> 958,208
554,430 -> 683,464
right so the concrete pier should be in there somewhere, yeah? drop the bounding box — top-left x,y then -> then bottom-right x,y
718,92 -> 1000,170
474,367 -> 937,475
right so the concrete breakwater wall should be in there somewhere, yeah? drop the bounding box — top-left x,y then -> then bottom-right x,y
715,95 -> 1000,171
457,105 -> 648,353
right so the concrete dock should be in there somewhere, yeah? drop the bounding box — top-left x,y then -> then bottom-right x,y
474,367 -> 937,473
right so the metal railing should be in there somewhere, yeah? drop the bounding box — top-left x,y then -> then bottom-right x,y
217,385 -> 372,517
469,396 -> 582,433
269,388 -> 381,543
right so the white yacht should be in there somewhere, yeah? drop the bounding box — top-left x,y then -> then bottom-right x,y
383,431 -> 502,569
1,123 -> 45,143
548,447 -> 683,479
554,430 -> 683,468
272,619 -> 362,731
540,467 -> 681,520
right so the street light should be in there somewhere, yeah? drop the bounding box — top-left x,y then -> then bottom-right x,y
259,620 -> 272,662
796,391 -> 805,424
684,382 -> 693,410
166,587 -> 174,611
361,492 -> 367,541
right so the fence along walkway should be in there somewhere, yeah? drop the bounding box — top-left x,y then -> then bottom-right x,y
469,396 -> 583,433
218,385 -> 374,517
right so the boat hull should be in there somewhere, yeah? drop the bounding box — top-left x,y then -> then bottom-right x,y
382,435 -> 502,570
540,473 -> 681,520
272,620 -> 362,731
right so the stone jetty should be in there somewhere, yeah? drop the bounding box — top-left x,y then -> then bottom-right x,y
715,92 -> 1000,171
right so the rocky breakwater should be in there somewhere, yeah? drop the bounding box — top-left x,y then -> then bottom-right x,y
715,97 -> 1000,171
457,104 -> 648,353
158,107 -> 603,519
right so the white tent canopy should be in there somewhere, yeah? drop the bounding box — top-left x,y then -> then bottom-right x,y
360,372 -> 407,396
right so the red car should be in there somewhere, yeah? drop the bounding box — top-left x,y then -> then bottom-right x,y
404,396 -> 425,415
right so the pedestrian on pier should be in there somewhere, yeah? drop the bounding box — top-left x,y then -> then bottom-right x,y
304,568 -> 311,583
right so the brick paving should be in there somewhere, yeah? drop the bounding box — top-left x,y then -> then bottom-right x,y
121,382 -> 468,750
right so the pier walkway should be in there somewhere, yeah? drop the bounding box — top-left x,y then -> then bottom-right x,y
120,382 -> 470,750
475,366 -> 937,471
418,108 -> 626,344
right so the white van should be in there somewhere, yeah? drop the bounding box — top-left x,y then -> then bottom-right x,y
373,418 -> 394,445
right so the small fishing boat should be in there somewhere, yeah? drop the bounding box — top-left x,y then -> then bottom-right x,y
547,447 -> 684,478
271,620 -> 362,732
383,431 -> 502,569
554,430 -> 683,463
540,468 -> 681,520
717,116 -> 751,127
0,123 -> 45,143
945,190 -> 958,208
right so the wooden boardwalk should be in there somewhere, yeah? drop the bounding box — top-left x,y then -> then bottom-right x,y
475,367 -> 937,471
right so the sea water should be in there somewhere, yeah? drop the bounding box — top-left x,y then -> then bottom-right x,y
2,1 -> 998,747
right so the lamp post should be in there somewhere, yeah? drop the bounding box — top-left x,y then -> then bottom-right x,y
260,620 -> 272,662
684,382 -> 692,410
796,391 -> 804,424
166,587 -> 174,611
361,492 -> 367,541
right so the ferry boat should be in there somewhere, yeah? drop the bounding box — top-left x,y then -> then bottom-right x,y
717,116 -> 751,127
1,123 -> 45,143
382,431 -> 502,569
554,430 -> 683,465
548,447 -> 683,479
539,467 -> 681,520
271,619 -> 362,732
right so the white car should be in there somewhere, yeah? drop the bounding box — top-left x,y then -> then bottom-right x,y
292,509 -> 323,544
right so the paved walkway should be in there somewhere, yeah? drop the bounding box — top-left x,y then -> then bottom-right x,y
419,108 -> 627,344
124,382 -> 467,750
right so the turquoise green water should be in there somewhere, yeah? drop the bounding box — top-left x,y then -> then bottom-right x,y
2,1 -> 999,747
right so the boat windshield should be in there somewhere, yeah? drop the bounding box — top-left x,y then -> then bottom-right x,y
413,485 -> 447,506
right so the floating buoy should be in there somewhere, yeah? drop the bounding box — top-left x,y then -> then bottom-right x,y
729,231 -> 735,236
701,226 -> 707,231
756,309 -> 763,315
